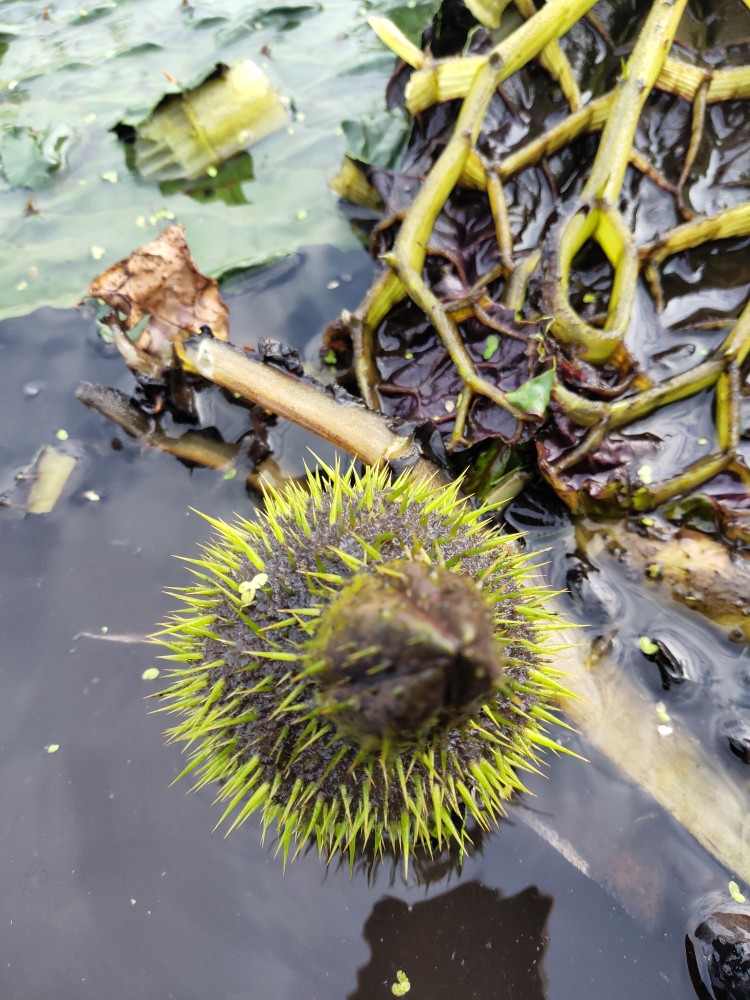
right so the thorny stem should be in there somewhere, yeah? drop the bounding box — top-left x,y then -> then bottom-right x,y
408,56 -> 750,117
351,1 -> 749,506
355,0 -> 599,445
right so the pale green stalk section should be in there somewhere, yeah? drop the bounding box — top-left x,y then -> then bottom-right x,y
553,629 -> 750,884
408,55 -> 750,116
547,0 -> 689,361
659,59 -> 750,102
367,15 -> 424,69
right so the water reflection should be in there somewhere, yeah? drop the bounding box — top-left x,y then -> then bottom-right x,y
350,881 -> 552,1000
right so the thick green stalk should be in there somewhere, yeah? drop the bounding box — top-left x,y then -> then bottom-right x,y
581,0 -> 688,203
394,0 -> 599,278
546,0 -> 689,361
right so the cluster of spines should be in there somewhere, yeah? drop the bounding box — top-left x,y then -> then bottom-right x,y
152,462 -> 572,872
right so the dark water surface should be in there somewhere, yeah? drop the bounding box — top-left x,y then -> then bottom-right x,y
0,245 -> 741,1000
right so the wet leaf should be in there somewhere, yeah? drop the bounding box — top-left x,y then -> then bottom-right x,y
340,108 -> 411,170
505,368 -> 555,417
87,224 -> 229,373
376,298 -> 551,449
0,124 -> 75,188
0,0 -> 440,320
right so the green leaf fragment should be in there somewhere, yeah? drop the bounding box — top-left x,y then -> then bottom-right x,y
729,880 -> 747,904
505,367 -> 555,416
636,464 -> 653,485
482,334 -> 500,360
639,636 -> 659,656
238,572 -> 269,607
47,744 -> 60,754
142,667 -> 161,681
391,970 -> 411,996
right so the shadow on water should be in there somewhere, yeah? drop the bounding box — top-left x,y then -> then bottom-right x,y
0,243 -> 738,1000
349,882 -> 552,1000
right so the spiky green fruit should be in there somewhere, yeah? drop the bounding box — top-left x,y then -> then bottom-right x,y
153,463 -> 570,871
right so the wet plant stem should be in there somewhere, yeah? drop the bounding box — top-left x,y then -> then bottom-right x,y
544,0 -> 688,362
179,334 -> 448,486
358,0 -> 599,443
554,291 -> 750,433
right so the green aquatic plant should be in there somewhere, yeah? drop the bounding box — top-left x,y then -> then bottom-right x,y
153,462 -> 570,871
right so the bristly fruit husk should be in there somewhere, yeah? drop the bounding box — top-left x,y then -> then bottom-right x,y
153,462 -> 572,873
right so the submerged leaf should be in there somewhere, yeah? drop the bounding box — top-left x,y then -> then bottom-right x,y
0,124 -> 75,189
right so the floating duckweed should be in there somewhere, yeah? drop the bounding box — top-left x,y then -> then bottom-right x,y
391,970 -> 411,996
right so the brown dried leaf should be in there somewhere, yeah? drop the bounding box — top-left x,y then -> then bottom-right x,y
87,224 -> 228,372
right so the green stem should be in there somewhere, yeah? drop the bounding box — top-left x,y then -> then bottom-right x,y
581,0 -> 688,203
513,0 -> 582,112
639,202 -> 750,269
545,0 -> 688,361
394,0 -> 599,279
